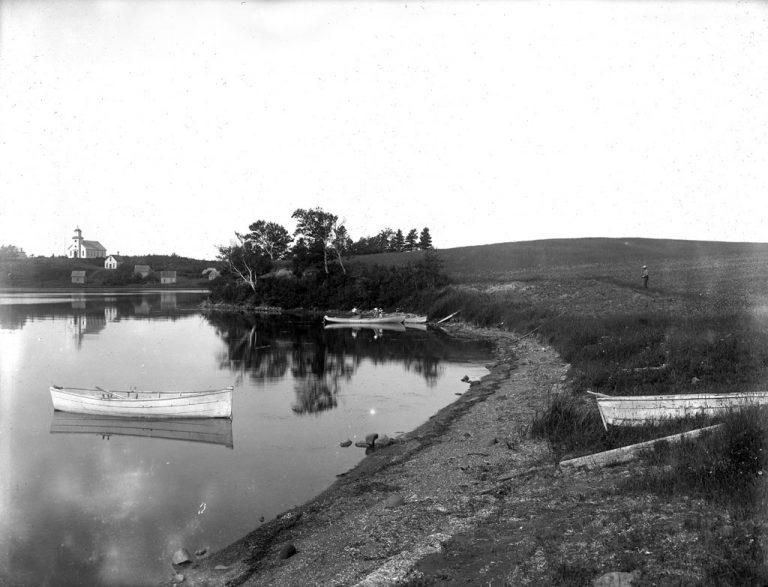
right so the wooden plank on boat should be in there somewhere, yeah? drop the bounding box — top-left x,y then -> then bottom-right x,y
559,424 -> 723,471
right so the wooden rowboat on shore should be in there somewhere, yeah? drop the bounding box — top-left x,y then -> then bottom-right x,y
589,390 -> 768,428
50,385 -> 233,419
50,412 -> 234,448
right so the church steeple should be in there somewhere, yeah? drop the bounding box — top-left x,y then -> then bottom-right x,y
72,227 -> 83,258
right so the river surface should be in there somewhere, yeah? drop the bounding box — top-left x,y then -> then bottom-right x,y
0,290 -> 493,586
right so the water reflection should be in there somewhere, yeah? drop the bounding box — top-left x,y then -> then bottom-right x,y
206,312 -> 492,416
0,290 -> 204,331
2,291 -> 494,586
50,412 -> 234,448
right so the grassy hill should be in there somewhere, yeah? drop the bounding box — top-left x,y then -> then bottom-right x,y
353,237 -> 768,299
0,254 -> 217,288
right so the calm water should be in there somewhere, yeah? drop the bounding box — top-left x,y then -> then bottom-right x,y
0,290 -> 493,586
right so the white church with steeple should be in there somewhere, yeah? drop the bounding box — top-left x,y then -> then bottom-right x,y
67,227 -> 107,259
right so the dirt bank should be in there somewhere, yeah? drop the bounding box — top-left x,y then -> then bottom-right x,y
163,323 -> 740,587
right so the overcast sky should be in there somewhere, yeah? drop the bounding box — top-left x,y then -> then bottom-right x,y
1,0 -> 767,260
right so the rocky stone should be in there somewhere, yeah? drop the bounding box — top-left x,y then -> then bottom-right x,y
214,565 -> 230,571
376,435 -> 392,448
339,439 -> 352,447
365,433 -> 379,446
385,494 -> 405,508
461,375 -> 470,382
194,548 -> 207,557
172,573 -> 185,583
172,548 -> 193,566
487,437 -> 499,446
354,441 -> 370,448
278,543 -> 297,559
592,570 -> 642,587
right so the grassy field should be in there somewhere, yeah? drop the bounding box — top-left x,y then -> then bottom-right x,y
371,237 -> 768,583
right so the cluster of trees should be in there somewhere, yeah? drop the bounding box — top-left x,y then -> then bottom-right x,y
213,207 -> 447,308
350,227 -> 432,255
217,207 -> 435,293
0,245 -> 27,260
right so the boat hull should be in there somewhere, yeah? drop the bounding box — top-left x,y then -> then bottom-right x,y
324,313 -> 406,325
403,315 -> 427,324
50,386 -> 233,418
594,391 -> 768,427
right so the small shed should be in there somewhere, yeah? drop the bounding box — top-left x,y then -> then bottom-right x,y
71,270 -> 86,284
134,265 -> 151,278
160,270 -> 177,285
104,255 -> 123,270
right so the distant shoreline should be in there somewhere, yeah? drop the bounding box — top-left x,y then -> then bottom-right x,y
0,286 -> 210,294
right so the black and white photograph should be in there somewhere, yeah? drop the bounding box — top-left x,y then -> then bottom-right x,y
1,1 -> 767,585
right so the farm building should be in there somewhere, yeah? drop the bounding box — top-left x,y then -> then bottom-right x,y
134,265 -> 151,278
160,271 -> 177,284
104,255 -> 124,270
67,227 -> 107,259
71,270 -> 86,284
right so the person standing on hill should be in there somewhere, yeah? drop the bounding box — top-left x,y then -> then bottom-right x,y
641,265 -> 649,288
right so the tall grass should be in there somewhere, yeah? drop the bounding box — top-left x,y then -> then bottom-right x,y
423,285 -> 768,396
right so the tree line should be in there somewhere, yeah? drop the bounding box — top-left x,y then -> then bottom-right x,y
218,207 -> 434,292
213,207 -> 446,308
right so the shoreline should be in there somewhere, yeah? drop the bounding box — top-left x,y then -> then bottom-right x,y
162,322 -> 570,586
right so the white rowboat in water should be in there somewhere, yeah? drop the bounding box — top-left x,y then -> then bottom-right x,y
50,385 -> 233,419
323,313 -> 406,325
589,390 -> 768,428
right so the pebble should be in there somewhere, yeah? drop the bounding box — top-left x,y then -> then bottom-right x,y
278,543 -> 297,559
339,439 -> 352,447
354,441 -> 369,448
385,494 -> 405,508
173,573 -> 185,583
194,548 -> 207,557
172,548 -> 192,566
592,570 -> 641,587
214,565 -> 230,571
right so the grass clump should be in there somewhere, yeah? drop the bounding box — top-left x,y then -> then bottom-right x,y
631,407 -> 767,510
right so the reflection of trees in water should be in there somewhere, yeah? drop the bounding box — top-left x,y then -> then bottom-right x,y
206,313 -> 494,416
292,378 -> 338,415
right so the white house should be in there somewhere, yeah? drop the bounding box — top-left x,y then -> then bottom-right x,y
67,227 -> 107,259
71,270 -> 86,284
104,255 -> 124,270
160,271 -> 177,284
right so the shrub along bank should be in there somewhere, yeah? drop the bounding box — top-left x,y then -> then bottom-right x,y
208,250 -> 448,312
